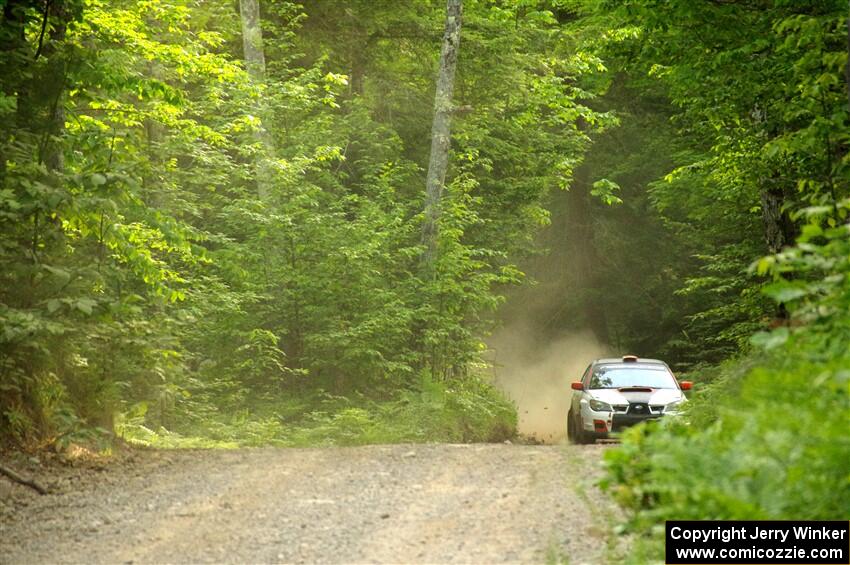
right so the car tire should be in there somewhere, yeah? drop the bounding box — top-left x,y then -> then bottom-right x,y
576,412 -> 594,445
568,410 -> 590,445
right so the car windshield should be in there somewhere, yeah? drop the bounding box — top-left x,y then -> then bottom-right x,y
589,366 -> 677,389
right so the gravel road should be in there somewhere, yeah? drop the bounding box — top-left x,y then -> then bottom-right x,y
0,444 -> 624,564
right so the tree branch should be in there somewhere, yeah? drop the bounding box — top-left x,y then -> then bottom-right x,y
33,0 -> 52,61
0,463 -> 48,495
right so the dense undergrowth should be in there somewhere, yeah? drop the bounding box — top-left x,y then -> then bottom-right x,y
605,334 -> 850,560
114,376 -> 517,448
603,227 -> 850,559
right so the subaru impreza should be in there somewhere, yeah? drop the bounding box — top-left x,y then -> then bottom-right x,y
567,355 -> 692,444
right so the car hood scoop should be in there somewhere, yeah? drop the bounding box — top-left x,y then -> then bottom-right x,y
617,386 -> 654,392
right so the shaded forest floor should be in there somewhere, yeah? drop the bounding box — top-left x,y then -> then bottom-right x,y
0,444 -> 625,564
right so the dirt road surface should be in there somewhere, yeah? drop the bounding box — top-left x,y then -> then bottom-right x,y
0,444 -> 624,564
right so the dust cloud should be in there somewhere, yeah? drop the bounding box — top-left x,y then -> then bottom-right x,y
488,322 -> 609,444
487,180 -> 612,443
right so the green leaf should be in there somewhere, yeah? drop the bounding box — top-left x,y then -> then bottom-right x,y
762,281 -> 808,303
75,298 -> 97,315
749,328 -> 789,350
43,265 -> 71,285
590,178 -> 623,206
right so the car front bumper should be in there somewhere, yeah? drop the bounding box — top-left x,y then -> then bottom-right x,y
580,404 -> 667,435
611,412 -> 662,432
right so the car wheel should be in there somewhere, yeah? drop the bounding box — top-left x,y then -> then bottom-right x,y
573,412 -> 593,445
568,410 -> 588,444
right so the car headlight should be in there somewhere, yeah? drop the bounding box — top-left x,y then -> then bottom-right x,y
665,400 -> 682,413
589,399 -> 613,412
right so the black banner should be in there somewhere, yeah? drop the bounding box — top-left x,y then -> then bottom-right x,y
666,521 -> 849,564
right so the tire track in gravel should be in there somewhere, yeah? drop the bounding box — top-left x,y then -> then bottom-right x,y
0,444 -> 624,564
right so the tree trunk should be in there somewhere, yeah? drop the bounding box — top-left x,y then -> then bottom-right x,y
760,178 -> 796,255
760,181 -> 796,322
8,0 -> 68,172
239,0 -> 274,200
350,31 -> 368,97
760,187 -> 785,254
564,167 -> 610,344
846,1 -> 850,113
240,0 -> 267,79
421,0 -> 462,271
751,95 -> 800,264
38,1 -> 69,174
0,0 -> 27,178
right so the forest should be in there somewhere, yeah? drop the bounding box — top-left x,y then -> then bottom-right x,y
1,0 -> 848,558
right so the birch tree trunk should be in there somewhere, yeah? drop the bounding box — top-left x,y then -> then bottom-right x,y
239,0 -> 274,200
421,0 -> 462,270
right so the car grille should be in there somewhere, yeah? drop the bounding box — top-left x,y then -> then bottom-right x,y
622,402 -> 666,415
612,402 -> 664,432
627,403 -> 650,415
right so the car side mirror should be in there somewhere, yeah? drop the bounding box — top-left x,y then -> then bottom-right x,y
571,382 -> 583,391
680,380 -> 693,391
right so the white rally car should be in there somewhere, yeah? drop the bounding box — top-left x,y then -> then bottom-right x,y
567,355 -> 692,444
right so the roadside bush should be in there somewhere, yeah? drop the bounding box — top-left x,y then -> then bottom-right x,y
603,326 -> 850,558
603,194 -> 850,561
115,374 -> 517,448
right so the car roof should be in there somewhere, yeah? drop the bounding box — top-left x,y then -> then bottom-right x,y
592,357 -> 669,367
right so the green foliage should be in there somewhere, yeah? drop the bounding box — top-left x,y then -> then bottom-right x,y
590,179 -> 622,206
3,0 -> 842,518
116,374 -> 517,448
604,324 -> 850,553
544,0 -> 849,369
3,0 -> 613,447
564,1 -> 850,559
